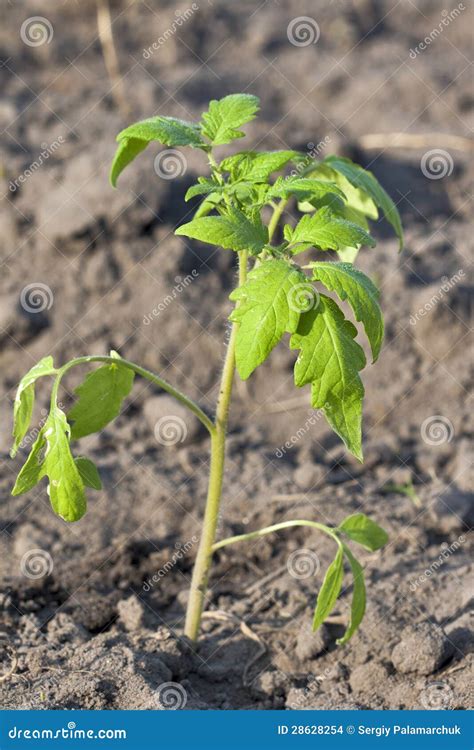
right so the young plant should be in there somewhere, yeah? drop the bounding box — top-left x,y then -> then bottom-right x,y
11,94 -> 403,645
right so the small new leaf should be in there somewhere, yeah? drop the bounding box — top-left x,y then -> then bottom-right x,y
312,546 -> 344,632
176,207 -> 268,255
324,156 -> 403,250
200,94 -> 260,145
290,295 -> 366,460
337,545 -> 366,645
75,456 -> 102,491
68,363 -> 135,440
288,207 -> 376,253
338,513 -> 388,552
309,261 -> 384,361
220,150 -> 300,183
230,259 -> 309,380
11,356 -> 57,458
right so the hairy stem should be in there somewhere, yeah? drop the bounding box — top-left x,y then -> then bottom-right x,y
184,250 -> 248,641
51,355 -> 214,435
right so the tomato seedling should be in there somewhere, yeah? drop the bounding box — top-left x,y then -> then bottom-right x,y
11,94 -> 403,645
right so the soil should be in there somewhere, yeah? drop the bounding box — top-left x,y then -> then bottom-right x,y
0,0 -> 472,712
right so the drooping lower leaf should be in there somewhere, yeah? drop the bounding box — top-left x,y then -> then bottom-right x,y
324,155 -> 403,251
290,295 -> 366,460
176,207 -> 268,255
230,259 -> 310,380
287,207 -> 375,253
11,428 -> 46,496
309,261 -> 384,361
312,545 -> 344,632
11,356 -> 57,458
110,116 -> 205,187
43,408 -> 86,522
337,545 -> 366,645
75,456 -> 102,490
110,137 -> 149,188
68,363 -> 135,440
338,513 -> 388,552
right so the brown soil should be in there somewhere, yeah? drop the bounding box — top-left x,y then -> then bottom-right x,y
0,0 -> 472,712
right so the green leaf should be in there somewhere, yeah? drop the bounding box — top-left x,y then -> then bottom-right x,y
184,179 -> 223,201
290,295 -> 366,460
176,207 -> 268,255
75,456 -> 102,491
110,138 -> 149,187
110,116 -> 205,187
337,545 -> 366,645
43,408 -> 86,522
324,156 -> 403,250
230,259 -> 309,380
309,261 -> 384,361
200,94 -> 260,145
338,513 -> 388,551
288,207 -> 376,253
68,363 -> 135,440
11,428 -> 47,496
220,150 -> 300,183
312,546 -> 344,632
11,356 -> 57,458
309,164 -> 379,220
268,177 -> 345,202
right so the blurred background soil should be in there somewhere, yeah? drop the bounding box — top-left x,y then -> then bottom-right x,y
0,0 -> 472,710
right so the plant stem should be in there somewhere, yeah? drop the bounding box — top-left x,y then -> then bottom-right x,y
51,355 -> 214,435
184,250 -> 248,641
212,519 -> 341,552
268,198 -> 289,242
